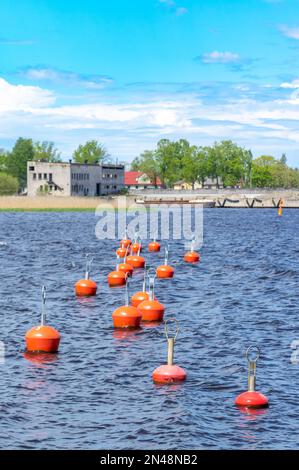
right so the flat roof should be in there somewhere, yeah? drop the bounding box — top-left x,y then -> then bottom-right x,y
28,161 -> 124,169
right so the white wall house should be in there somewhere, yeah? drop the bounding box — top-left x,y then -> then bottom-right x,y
27,161 -> 125,197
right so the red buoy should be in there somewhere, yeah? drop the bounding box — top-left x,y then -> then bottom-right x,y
112,279 -> 142,329
120,231 -> 132,248
152,318 -> 186,384
75,255 -> 97,296
184,251 -> 200,263
153,364 -> 187,384
126,253 -> 145,269
148,240 -> 161,252
131,242 -> 142,254
157,245 -> 174,279
235,391 -> 269,408
131,268 -> 150,307
25,287 -> 61,353
118,262 -> 133,277
116,246 -> 127,258
235,346 -> 269,409
108,258 -> 127,287
184,241 -> 200,263
138,271 -> 164,322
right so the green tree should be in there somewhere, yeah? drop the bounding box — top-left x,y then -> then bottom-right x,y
73,140 -> 108,164
0,149 -> 8,172
6,138 -> 35,189
130,157 -> 141,171
134,150 -> 161,187
0,172 -> 19,195
33,141 -> 61,162
182,146 -> 209,189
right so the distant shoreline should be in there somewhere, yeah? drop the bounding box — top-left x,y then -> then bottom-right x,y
1,191 -> 299,211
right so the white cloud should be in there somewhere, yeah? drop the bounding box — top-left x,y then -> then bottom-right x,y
279,25 -> 299,40
280,79 -> 299,89
159,0 -> 188,16
201,51 -> 240,64
0,77 -> 54,112
2,76 -> 299,162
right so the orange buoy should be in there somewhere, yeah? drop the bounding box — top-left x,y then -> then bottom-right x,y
184,242 -> 200,263
108,258 -> 127,287
235,346 -> 269,409
184,251 -> 200,263
75,255 -> 97,296
157,245 -> 174,278
116,246 -> 127,258
25,287 -> 61,353
112,279 -> 142,329
118,251 -> 133,277
120,230 -> 132,248
148,240 -> 161,252
152,318 -> 186,384
131,268 -> 150,307
138,271 -> 164,322
126,252 -> 145,269
118,262 -> 133,277
131,242 -> 142,254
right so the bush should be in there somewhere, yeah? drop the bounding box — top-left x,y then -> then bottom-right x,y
0,172 -> 19,195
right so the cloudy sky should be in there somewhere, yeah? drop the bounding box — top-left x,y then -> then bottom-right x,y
1,0 -> 299,165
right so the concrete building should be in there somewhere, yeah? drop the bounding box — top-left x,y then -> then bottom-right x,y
27,161 -> 125,197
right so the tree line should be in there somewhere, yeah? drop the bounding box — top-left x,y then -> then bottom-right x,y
0,138 -> 108,195
1,136 -> 299,195
131,139 -> 299,189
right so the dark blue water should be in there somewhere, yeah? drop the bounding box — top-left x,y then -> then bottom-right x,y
0,209 -> 299,450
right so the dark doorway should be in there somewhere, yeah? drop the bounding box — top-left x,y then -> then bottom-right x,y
96,183 -> 101,196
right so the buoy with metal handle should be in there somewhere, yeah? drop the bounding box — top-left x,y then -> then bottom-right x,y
126,244 -> 146,269
116,244 -> 128,258
25,286 -> 61,353
156,245 -> 175,278
184,240 -> 200,263
138,270 -> 164,322
75,255 -> 97,296
108,256 -> 127,287
148,234 -> 161,252
235,345 -> 269,408
131,266 -> 150,307
153,318 -> 186,384
118,250 -> 134,277
131,231 -> 142,254
112,278 -> 142,329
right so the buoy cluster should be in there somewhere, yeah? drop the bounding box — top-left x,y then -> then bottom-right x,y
24,230 -> 270,407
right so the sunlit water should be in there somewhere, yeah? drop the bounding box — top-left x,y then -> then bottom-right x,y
0,209 -> 299,450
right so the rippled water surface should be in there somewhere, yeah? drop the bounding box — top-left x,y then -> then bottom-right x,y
0,209 -> 299,450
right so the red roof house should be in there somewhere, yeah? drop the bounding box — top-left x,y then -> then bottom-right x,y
125,171 -> 162,189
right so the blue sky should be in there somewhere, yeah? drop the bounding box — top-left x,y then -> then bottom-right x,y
1,0 -> 299,165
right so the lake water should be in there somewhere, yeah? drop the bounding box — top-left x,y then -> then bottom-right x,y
0,209 -> 299,450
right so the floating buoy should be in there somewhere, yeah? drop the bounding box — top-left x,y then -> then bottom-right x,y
126,245 -> 145,269
148,238 -> 161,252
112,279 -> 142,329
120,230 -> 132,248
278,207 -> 282,217
116,246 -> 127,258
235,345 -> 269,409
131,268 -> 150,307
108,257 -> 127,287
75,255 -> 97,296
153,318 -> 186,384
25,287 -> 61,353
118,251 -> 134,277
184,241 -> 200,263
278,198 -> 284,217
138,270 -> 164,322
157,245 -> 174,279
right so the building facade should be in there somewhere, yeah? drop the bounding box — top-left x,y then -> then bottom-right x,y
27,161 -> 125,197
